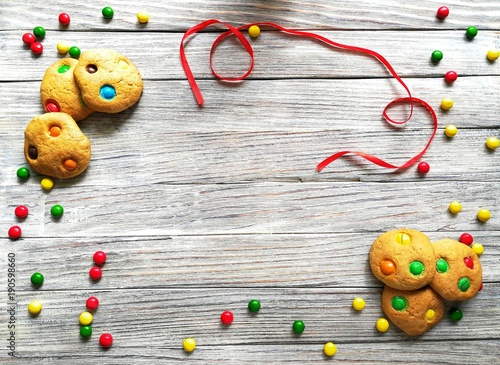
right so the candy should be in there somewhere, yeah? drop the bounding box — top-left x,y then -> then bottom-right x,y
59,13 -> 71,26
15,205 -> 29,219
102,6 -> 114,19
463,257 -> 474,270
100,85 -> 116,100
459,233 -> 473,245
471,243 -> 484,256
79,311 -> 93,325
431,50 -> 443,62
22,33 -> 36,45
69,46 -> 81,58
417,162 -> 430,174
441,98 -> 454,110
30,272 -> 44,286
444,124 -> 458,138
50,204 -> 64,217
425,309 -> 435,321
449,308 -> 463,322
444,71 -> 458,83
28,300 -> 42,315
486,137 -> 499,150
448,201 -> 462,214
477,209 -> 491,222
17,167 -> 30,179
93,251 -> 107,266
465,26 -> 478,39
292,320 -> 305,334
33,26 -> 46,39
86,296 -> 99,310
436,258 -> 449,273
323,342 -> 337,357
248,25 -> 261,38
49,126 -> 61,136
457,277 -> 470,292
183,337 -> 196,352
220,310 -> 234,325
41,177 -> 54,190
137,11 -> 150,23
89,266 -> 103,280
394,232 -> 411,245
30,42 -> 43,55
352,297 -> 365,311
99,333 -> 113,348
380,260 -> 395,275
248,299 -> 261,313
80,325 -> 92,338
487,49 -> 500,61
436,6 -> 449,19
8,226 -> 22,240
57,41 -> 70,54
376,318 -> 389,333
391,296 -> 408,311
409,261 -> 424,275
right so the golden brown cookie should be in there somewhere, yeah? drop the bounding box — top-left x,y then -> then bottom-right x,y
381,285 -> 445,336
24,113 -> 91,179
430,238 -> 482,301
40,58 -> 94,121
73,49 -> 143,113
369,229 -> 435,290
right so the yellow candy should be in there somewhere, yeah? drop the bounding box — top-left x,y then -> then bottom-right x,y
441,98 -> 454,110
352,297 -> 366,311
79,311 -> 93,325
57,41 -> 70,54
183,337 -> 196,352
448,201 -> 462,214
40,177 -> 54,191
425,309 -> 435,322
376,318 -> 389,333
248,25 -> 261,38
394,232 -> 411,245
487,49 -> 499,61
477,209 -> 491,222
28,300 -> 42,315
137,11 -> 150,23
323,342 -> 337,357
486,137 -> 499,150
444,125 -> 458,138
471,243 -> 484,256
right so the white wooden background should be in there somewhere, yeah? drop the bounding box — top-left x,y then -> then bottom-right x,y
1,0 -> 499,364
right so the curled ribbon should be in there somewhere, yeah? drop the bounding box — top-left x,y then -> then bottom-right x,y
180,20 -> 438,172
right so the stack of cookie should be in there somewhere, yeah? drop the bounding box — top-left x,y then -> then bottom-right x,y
369,229 -> 482,335
24,49 -> 143,179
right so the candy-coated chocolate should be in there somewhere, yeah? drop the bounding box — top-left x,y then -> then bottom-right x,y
49,126 -> 62,136
323,342 -> 337,357
59,13 -> 71,26
30,42 -> 43,55
100,85 -> 116,100
409,261 -> 424,275
444,124 -> 458,138
137,11 -> 150,23
471,243 -> 484,256
466,26 -> 478,39
30,272 -> 44,286
17,167 -> 30,179
486,137 -> 499,150
436,6 -> 449,19
448,201 -> 462,214
425,309 -> 435,321
380,260 -> 396,275
57,41 -> 70,54
183,337 -> 196,352
220,310 -> 234,325
86,296 -> 99,310
8,226 -> 22,240
89,266 -> 102,280
33,26 -> 46,39
41,177 -> 54,190
477,209 -> 491,222
63,159 -> 78,171
463,257 -> 474,270
292,320 -> 305,334
15,205 -> 29,218
248,299 -> 261,313
391,296 -> 407,311
459,233 -> 473,245
394,232 -> 411,245
248,25 -> 261,38
431,50 -> 443,62
487,49 -> 499,61
449,308 -> 463,321
28,300 -> 42,315
441,98 -> 454,110
436,258 -> 449,273
22,33 -> 36,45
444,71 -> 458,83
93,251 -> 107,266
80,325 -> 92,338
457,277 -> 470,292
50,204 -> 64,217
102,6 -> 114,19
376,318 -> 389,332
79,311 -> 93,325
69,46 -> 81,58
417,161 -> 430,174
99,333 -> 113,348
352,297 -> 365,311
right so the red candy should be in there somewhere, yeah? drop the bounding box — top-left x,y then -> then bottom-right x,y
22,33 -> 36,45
463,257 -> 474,270
220,310 -> 234,325
479,283 -> 483,291
30,42 -> 43,55
436,6 -> 449,19
45,102 -> 60,113
86,296 -> 99,310
444,71 -> 458,83
99,333 -> 113,348
417,161 -> 430,174
14,205 -> 29,219
459,233 -> 473,246
89,266 -> 102,280
93,251 -> 107,266
58,13 -> 71,26
8,226 -> 22,240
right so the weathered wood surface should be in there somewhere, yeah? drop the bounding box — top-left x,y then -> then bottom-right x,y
1,0 -> 499,364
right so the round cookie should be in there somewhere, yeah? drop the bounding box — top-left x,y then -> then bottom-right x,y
430,238 -> 482,301
40,58 -> 94,121
24,113 -> 91,179
73,49 -> 143,113
382,285 -> 445,336
369,229 -> 435,290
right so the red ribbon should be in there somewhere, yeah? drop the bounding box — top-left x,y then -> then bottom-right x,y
180,20 -> 438,172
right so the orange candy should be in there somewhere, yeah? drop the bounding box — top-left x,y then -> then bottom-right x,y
63,159 -> 77,170
49,126 -> 61,137
380,260 -> 395,275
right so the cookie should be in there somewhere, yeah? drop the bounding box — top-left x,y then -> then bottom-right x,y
430,238 -> 482,301
73,49 -> 143,113
381,285 -> 445,336
24,113 -> 91,179
40,58 -> 94,121
369,229 -> 435,290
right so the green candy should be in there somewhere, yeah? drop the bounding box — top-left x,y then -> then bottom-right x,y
80,325 -> 92,338
466,26 -> 478,39
51,204 -> 64,218
16,167 -> 30,179
69,46 -> 81,59
458,277 -> 471,292
248,299 -> 261,313
33,26 -> 45,39
409,261 -> 424,276
436,258 -> 449,273
292,320 -> 305,334
391,296 -> 408,311
431,50 -> 443,62
30,272 -> 44,286
58,65 -> 71,74
102,6 -> 114,19
449,308 -> 463,322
